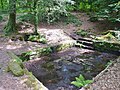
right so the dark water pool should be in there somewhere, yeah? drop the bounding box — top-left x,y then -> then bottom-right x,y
24,47 -> 118,90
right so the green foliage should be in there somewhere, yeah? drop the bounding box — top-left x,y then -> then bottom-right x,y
0,0 -> 9,12
71,74 -> 93,88
3,0 -> 17,36
16,0 -> 76,24
76,29 -> 88,37
93,0 -> 120,22
0,15 -> 3,21
19,51 -> 36,61
20,47 -> 52,61
18,14 -> 34,23
105,60 -> 113,67
63,14 -> 82,26
38,0 -> 75,23
37,47 -> 53,55
28,34 -> 47,44
66,4 -> 76,11
73,0 -> 97,11
7,52 -> 24,76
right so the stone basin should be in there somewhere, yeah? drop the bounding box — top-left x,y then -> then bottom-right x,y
24,47 -> 118,90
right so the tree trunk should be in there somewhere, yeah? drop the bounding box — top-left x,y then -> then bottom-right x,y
33,0 -> 39,35
4,0 -> 16,35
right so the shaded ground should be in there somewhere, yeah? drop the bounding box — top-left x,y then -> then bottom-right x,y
84,57 -> 120,90
0,12 -> 120,90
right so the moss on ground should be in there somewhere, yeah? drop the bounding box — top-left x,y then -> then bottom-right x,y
8,60 -> 24,76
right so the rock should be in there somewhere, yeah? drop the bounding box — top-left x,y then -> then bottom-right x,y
93,30 -> 120,53
8,60 -> 24,76
22,69 -> 48,90
93,40 -> 120,52
41,29 -> 76,48
7,51 -> 23,67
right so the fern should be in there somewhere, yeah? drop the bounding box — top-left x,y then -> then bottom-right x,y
71,74 -> 93,88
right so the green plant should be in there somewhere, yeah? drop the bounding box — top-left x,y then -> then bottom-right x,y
19,47 -> 53,61
71,74 -> 93,88
105,60 -> 113,67
19,51 -> 36,61
63,14 -> 82,26
18,13 -> 35,23
72,0 -> 97,11
94,0 -> 120,22
37,47 -> 53,55
38,0 -> 75,24
76,29 -> 88,37
28,34 -> 47,44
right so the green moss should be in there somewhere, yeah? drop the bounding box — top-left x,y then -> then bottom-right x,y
28,34 -> 47,44
52,43 -> 73,52
7,52 -> 48,90
76,29 -> 88,37
19,47 -> 53,61
100,30 -> 120,41
23,69 -> 48,90
7,51 -> 23,68
24,72 -> 38,89
94,30 -> 120,52
93,40 -> 120,51
42,62 -> 54,70
19,43 -> 74,61
96,33 -> 116,41
8,61 -> 24,76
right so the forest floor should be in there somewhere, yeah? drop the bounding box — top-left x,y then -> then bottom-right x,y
0,12 -> 120,90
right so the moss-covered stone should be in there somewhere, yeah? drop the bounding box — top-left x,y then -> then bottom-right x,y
93,30 -> 120,52
100,30 -> 120,41
7,52 -> 48,89
76,29 -> 88,37
93,40 -> 120,52
51,43 -> 74,52
56,44 -> 70,51
20,42 -> 74,61
7,51 -> 23,67
22,69 -> 48,90
8,60 -> 24,76
96,33 -> 117,41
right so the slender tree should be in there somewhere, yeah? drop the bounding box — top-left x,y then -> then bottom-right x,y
33,0 -> 39,35
4,0 -> 16,35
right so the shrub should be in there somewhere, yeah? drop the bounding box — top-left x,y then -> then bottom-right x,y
38,0 -> 75,23
94,0 -> 120,22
